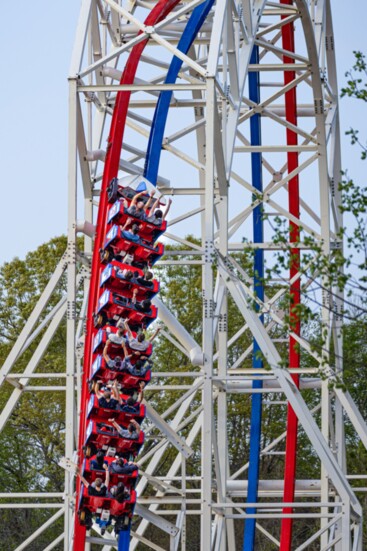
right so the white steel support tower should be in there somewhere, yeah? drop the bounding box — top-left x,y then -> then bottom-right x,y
1,1 -> 367,550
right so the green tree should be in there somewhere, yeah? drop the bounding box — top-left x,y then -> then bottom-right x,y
340,51 -> 367,295
0,236 -> 68,550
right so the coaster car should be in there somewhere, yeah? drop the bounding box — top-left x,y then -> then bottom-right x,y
84,421 -> 144,458
118,369 -> 152,390
100,261 -> 159,300
97,289 -> 158,330
106,175 -> 167,206
107,200 -> 167,241
78,484 -> 136,521
78,507 -> 131,534
103,225 -> 164,266
83,457 -> 139,488
87,394 -> 146,425
91,354 -> 152,388
93,329 -> 124,354
93,328 -> 153,357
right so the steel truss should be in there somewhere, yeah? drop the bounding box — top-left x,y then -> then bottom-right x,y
1,1 -> 367,550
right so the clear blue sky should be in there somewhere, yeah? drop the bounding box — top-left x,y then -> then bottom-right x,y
0,0 -> 365,265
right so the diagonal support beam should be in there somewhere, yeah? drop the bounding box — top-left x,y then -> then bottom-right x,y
138,469 -> 183,494
153,297 -> 204,365
69,0 -> 92,75
105,0 -> 208,76
0,256 -> 67,386
43,534 -> 64,551
13,508 -> 65,551
0,272 -> 85,433
135,503 -> 180,536
131,412 -> 204,550
145,403 -> 194,459
216,255 -> 362,518
0,304 -> 67,432
333,390 -> 367,450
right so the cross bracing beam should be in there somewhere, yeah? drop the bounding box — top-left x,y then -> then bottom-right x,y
221,250 -> 367,450
0,255 -> 67,386
131,412 -> 204,549
0,270 -> 86,433
135,504 -> 180,536
217,256 -> 361,515
144,403 -> 194,458
12,509 -> 65,551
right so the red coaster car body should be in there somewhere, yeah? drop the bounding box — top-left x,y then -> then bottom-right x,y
103,225 -> 164,266
78,178 -> 168,529
119,370 -> 152,390
84,420 -> 144,457
91,354 -> 152,388
100,261 -> 159,300
80,484 -> 136,516
107,200 -> 167,241
87,395 -> 146,425
93,328 -> 125,354
83,457 -> 138,488
97,289 -> 158,329
93,328 -> 153,357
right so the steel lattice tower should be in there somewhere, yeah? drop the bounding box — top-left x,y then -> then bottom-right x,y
1,1 -> 367,550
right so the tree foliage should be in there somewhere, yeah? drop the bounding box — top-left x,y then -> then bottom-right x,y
0,236 -> 67,549
341,51 -> 367,158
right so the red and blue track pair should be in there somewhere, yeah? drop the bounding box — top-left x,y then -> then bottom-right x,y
77,180 -> 167,538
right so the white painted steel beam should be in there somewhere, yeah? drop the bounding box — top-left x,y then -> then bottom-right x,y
0,256 -> 67,386
69,0 -> 92,76
131,413 -> 204,550
65,76 -> 78,551
145,403 -> 194,459
0,304 -> 67,432
13,509 -> 64,551
43,534 -> 65,551
135,504 -> 180,536
227,479 -> 322,494
153,297 -> 204,365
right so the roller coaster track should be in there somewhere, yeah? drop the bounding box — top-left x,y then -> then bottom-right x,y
74,2 -> 183,549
